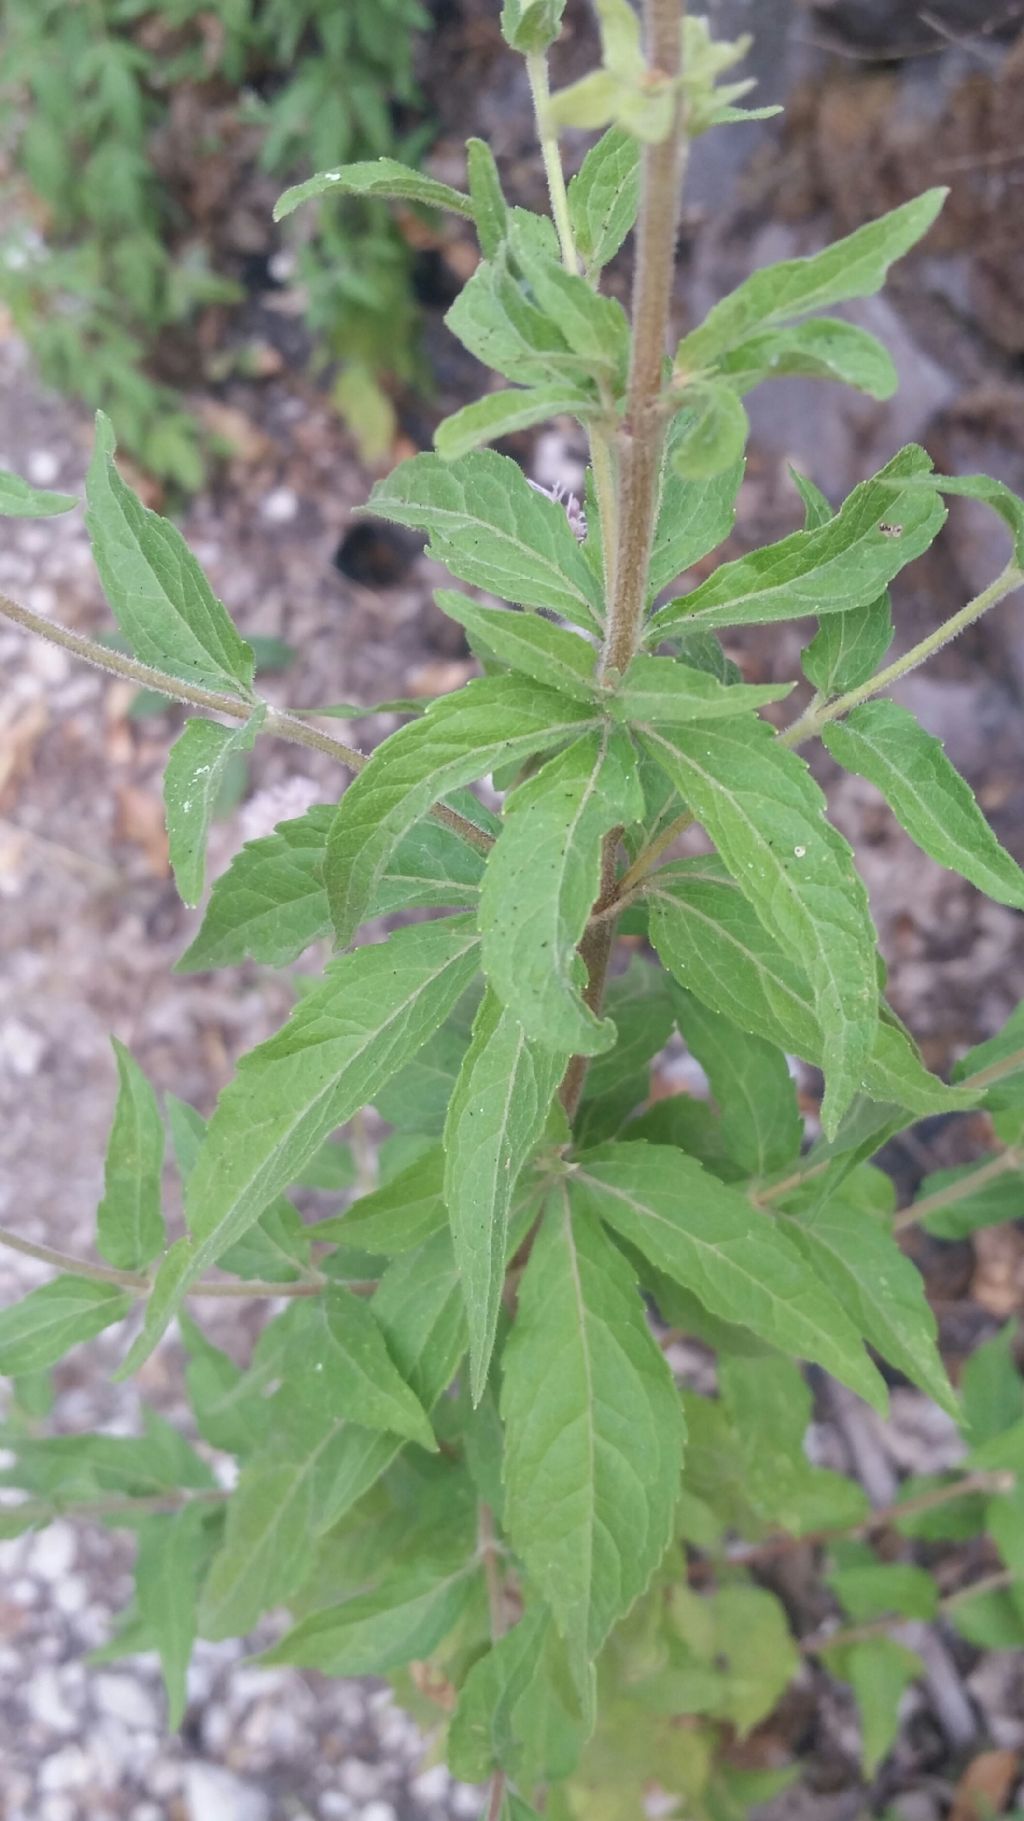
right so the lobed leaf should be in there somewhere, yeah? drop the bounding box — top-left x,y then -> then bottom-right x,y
164,710 -> 265,908
501,1189 -> 684,1682
641,717 -> 878,1133
367,450 -> 603,629
273,158 -> 473,222
84,414 -> 255,696
96,1038 -> 166,1271
326,676 -> 598,946
573,1143 -> 886,1407
653,446 -> 946,635
822,700 -> 1024,909
480,728 -> 644,1055
675,190 -> 946,372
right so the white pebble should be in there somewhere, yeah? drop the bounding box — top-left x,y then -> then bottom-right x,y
0,1018 -> 47,1079
361,1805 -> 397,1821
39,1745 -> 91,1792
411,1763 -> 451,1803
27,450 -> 60,486
320,1797 -> 354,1820
184,1763 -> 271,1821
94,1673 -> 158,1729
339,1760 -> 382,1800
452,1786 -> 488,1817
40,1799 -> 76,1821
26,1521 -> 76,1581
25,1667 -> 78,1732
260,486 -> 299,524
53,1575 -> 88,1616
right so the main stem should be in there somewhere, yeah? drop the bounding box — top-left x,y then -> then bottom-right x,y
601,0 -> 686,681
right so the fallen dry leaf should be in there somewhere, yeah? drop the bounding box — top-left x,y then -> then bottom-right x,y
971,1224 -> 1024,1319
114,783 -> 169,877
949,1749 -> 1020,1821
0,699 -> 50,807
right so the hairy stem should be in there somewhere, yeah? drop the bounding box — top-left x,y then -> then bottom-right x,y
782,563 -> 1024,749
0,590 -> 493,855
526,51 -> 578,271
0,1223 -> 373,1300
893,1146 -> 1020,1234
601,0 -> 687,679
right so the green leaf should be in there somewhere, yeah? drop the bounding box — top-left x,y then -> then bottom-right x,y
647,857 -> 975,1116
84,413 -> 255,696
664,1584 -> 800,1736
134,1505 -> 213,1728
822,701 -> 1024,910
501,0 -> 567,53
675,190 -> 946,372
825,1637 -> 921,1775
573,1144 -> 886,1407
576,958 -> 677,1146
125,919 -> 481,1368
180,1312 -> 269,1456
96,1038 -> 165,1271
961,1324 -> 1024,1445
671,386 -> 750,481
325,676 -> 597,946
467,137 -> 509,257
946,1587 -> 1024,1650
178,799 -> 488,973
938,471 -> 1024,567
260,1555 -> 480,1673
672,986 -> 802,1177
648,456 -> 743,599
0,469 -> 77,517
0,1277 -> 133,1376
449,1605 -> 585,1786
435,385 -> 594,461
610,652 -> 792,721
480,729 -> 644,1055
779,1196 -> 957,1417
501,1189 -> 684,1681
716,1354 -> 870,1535
313,1146 -> 447,1255
641,717 -> 878,1134
115,1239 -> 194,1381
367,451 -> 603,630
567,127 -> 641,273
653,446 -> 946,635
716,319 -> 898,399
199,1454 -> 322,1639
445,253 -> 604,402
514,250 -> 630,385
284,1289 -> 436,1451
273,158 -> 473,222
803,593 -> 893,696
828,1561 -> 938,1623
164,710 -> 265,907
375,989 -> 483,1137
953,1001 -> 1024,1107
911,1155 -> 1024,1240
445,992 -> 566,1401
435,591 -> 599,701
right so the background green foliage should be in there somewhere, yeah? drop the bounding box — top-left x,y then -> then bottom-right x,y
0,0 -> 428,485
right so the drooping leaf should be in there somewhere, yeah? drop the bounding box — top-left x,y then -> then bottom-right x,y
671,985 -> 802,1178
567,126 -> 641,274
84,413 -> 255,696
0,469 -> 77,516
480,728 -> 644,1055
366,450 -> 603,629
501,1189 -> 684,1681
435,385 -> 594,461
824,1637 -> 921,1775
444,993 -> 566,1401
0,1277 -> 133,1376
823,700 -> 1024,909
646,857 -> 975,1116
326,676 -> 598,946
652,447 -> 945,635
610,652 -> 792,721
261,1555 -> 481,1673
573,1143 -> 886,1408
716,318 -> 898,399
674,190 -> 946,372
435,591 -> 599,700
641,717 -> 878,1133
178,797 -> 489,973
670,386 -> 750,482
96,1038 -> 166,1271
273,158 -> 473,222
164,709 -> 265,907
134,1504 -> 215,1728
123,920 -> 481,1368
648,455 -> 743,600
778,1196 -> 957,1417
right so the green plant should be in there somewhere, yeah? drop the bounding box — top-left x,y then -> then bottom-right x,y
0,0 -> 427,483
4,4 -> 1024,1815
